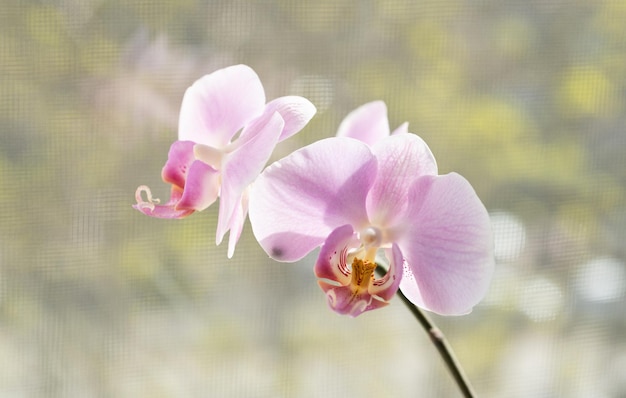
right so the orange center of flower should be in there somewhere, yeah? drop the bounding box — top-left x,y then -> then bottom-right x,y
351,257 -> 376,289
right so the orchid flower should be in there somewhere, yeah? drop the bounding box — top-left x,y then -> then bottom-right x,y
248,102 -> 494,317
134,64 -> 316,257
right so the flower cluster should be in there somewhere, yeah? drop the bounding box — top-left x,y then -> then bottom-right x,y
135,65 -> 494,317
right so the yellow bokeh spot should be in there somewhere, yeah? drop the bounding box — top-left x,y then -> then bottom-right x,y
558,66 -> 620,117
119,242 -> 161,280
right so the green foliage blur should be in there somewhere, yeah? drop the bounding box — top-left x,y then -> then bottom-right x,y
1,1 -> 624,396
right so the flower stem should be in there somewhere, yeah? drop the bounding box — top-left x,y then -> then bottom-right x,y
396,289 -> 476,398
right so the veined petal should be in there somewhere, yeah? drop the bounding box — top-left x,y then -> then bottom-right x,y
161,141 -> 196,190
178,65 -> 266,147
249,137 -> 377,262
233,96 -> 315,149
133,186 -> 194,219
264,96 -> 317,141
336,101 -> 390,146
367,133 -> 438,228
176,160 -> 220,211
396,173 -> 494,315
216,111 -> 284,246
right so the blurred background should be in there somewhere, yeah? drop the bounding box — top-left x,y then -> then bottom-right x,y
1,0 -> 625,396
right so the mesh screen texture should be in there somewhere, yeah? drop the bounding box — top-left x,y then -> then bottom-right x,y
1,1 -> 625,397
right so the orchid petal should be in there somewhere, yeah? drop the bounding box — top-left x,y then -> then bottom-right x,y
396,173 -> 494,315
391,122 -> 409,135
225,191 -> 249,259
216,111 -> 284,246
367,133 -> 438,228
264,96 -> 317,141
249,137 -> 377,262
336,101 -> 390,146
161,141 -> 196,190
133,186 -> 194,219
176,160 -> 220,211
178,65 -> 266,147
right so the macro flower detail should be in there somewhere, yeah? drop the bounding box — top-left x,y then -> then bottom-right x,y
314,224 -> 404,316
249,105 -> 494,317
134,64 -> 316,257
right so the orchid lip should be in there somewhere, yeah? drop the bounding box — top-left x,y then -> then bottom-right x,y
314,225 -> 404,317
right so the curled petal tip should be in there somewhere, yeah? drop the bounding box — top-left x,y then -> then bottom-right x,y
134,185 -> 160,212
133,186 -> 195,219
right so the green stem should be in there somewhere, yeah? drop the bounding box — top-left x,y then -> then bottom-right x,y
396,289 -> 476,398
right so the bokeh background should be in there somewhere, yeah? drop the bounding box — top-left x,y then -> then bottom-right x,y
1,0 -> 625,396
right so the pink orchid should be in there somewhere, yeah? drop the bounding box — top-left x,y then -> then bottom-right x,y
134,65 -> 316,257
248,103 -> 494,317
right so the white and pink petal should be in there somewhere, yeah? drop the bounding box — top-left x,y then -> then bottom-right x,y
335,101 -> 390,146
178,65 -> 266,147
224,191 -> 249,259
395,173 -> 494,315
391,122 -> 409,136
367,133 -> 438,229
216,111 -> 285,247
249,137 -> 377,262
263,96 -> 317,142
